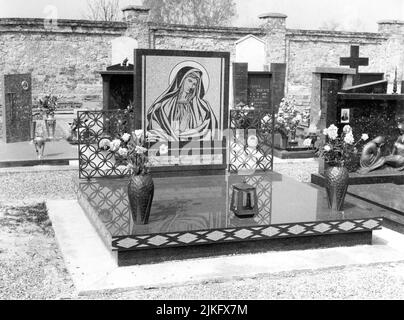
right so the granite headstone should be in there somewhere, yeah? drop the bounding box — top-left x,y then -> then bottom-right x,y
1,74 -> 32,143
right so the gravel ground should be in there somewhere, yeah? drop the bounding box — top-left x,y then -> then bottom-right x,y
0,203 -> 75,300
274,160 -> 319,183
2,161 -> 404,300
0,169 -> 77,205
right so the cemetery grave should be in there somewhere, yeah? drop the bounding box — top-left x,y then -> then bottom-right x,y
68,48 -> 387,268
2,6 -> 404,296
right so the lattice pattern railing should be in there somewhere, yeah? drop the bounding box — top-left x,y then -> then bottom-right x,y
229,109 -> 274,173
78,110 -> 136,179
77,109 -> 274,179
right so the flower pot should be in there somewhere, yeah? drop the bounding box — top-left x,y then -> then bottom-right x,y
324,166 -> 349,211
127,174 -> 154,225
279,135 -> 288,149
45,115 -> 56,140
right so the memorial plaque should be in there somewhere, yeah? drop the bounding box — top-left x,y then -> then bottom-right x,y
247,72 -> 271,111
2,74 -> 32,143
232,63 -> 248,106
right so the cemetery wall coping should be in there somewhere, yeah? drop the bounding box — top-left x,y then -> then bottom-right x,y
313,67 -> 356,74
122,5 -> 150,13
287,29 -> 387,41
377,20 -> 404,25
0,18 -> 127,35
258,13 -> 288,19
149,23 -> 264,37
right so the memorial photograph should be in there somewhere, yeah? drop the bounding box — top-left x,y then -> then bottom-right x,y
2,0 -> 404,306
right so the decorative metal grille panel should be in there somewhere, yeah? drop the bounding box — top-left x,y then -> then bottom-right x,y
229,109 -> 274,173
77,109 -> 274,179
77,110 -> 136,179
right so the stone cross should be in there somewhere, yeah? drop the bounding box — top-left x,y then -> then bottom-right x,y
340,45 -> 369,85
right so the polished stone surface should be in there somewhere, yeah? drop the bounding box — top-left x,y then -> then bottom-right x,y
348,183 -> 404,214
76,172 -> 383,238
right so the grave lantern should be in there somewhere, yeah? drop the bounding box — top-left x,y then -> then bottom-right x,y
230,179 -> 259,218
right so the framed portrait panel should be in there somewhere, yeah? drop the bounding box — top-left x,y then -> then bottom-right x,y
134,49 -> 230,174
340,108 -> 350,124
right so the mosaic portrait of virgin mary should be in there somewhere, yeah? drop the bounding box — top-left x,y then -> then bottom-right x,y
146,61 -> 218,141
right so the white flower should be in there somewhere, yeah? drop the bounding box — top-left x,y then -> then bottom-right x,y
159,144 -> 169,155
134,130 -> 144,140
261,115 -> 270,123
135,146 -> 148,154
323,128 -> 328,136
295,114 -> 302,122
110,139 -> 121,152
99,139 -> 111,150
324,145 -> 331,152
343,125 -> 352,134
121,133 -> 131,142
303,138 -> 312,147
117,147 -> 128,157
326,124 -> 339,140
361,133 -> 369,141
344,132 -> 355,145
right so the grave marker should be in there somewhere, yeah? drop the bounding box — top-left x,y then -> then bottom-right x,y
247,72 -> 271,111
340,45 -> 369,85
1,74 -> 32,143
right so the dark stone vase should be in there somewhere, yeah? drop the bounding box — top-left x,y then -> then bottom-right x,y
324,166 -> 349,211
127,174 -> 154,225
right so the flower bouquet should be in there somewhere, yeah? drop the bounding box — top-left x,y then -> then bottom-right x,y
99,130 -> 154,225
317,124 -> 369,211
275,97 -> 303,148
38,94 -> 58,139
317,124 -> 369,168
38,94 -> 58,118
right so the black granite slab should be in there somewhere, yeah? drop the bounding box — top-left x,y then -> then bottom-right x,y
348,183 -> 404,215
311,170 -> 404,187
274,148 -> 315,159
76,172 -> 382,262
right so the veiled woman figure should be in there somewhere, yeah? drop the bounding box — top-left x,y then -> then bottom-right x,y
147,66 -> 218,141
359,136 -> 387,174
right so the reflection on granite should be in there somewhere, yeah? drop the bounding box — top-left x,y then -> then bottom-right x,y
348,183 -> 404,214
76,172 -> 383,238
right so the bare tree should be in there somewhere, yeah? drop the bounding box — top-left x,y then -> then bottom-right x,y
143,0 -> 237,26
85,0 -> 121,21
318,20 -> 343,31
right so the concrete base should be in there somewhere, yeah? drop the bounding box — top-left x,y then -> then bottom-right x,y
48,200 -> 404,296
